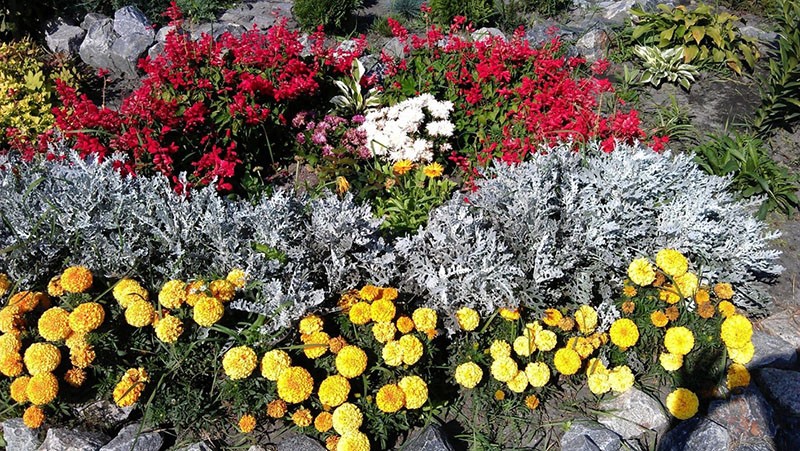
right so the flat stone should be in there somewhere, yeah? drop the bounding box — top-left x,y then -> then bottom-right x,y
575,28 -> 611,62
276,434 -> 325,450
99,424 -> 162,451
471,27 -> 505,42
756,368 -> 800,415
37,428 -> 110,451
110,33 -> 153,77
749,330 -> 798,369
757,311 -> 800,350
75,400 -> 134,428
707,386 -> 776,445
597,388 -> 669,439
45,23 -> 86,55
402,425 -> 456,451
560,420 -> 622,451
113,5 -> 154,40
2,419 -> 41,451
658,417 -> 730,451
79,18 -> 117,70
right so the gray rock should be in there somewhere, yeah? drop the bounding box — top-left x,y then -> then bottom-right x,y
190,22 -> 247,41
79,17 -> 118,70
382,37 -> 406,59
221,0 -> 294,30
575,28 -> 611,62
758,311 -> 800,350
176,443 -> 213,451
99,424 -> 162,451
81,13 -> 108,31
471,27 -> 506,42
597,0 -> 661,24
525,22 -> 575,47
777,417 -> 800,450
739,25 -> 778,43
750,331 -> 798,369
45,23 -> 86,55
560,420 -> 622,451
247,446 -> 268,451
2,419 -> 41,451
756,368 -> 800,415
155,25 -> 176,43
113,6 -> 154,40
110,33 -> 153,77
402,425 -> 456,451
37,428 -> 110,451
658,418 -> 730,451
597,388 -> 669,439
707,386 -> 776,446
75,400 -> 134,428
733,440 -> 776,451
147,42 -> 165,60
276,434 -> 325,450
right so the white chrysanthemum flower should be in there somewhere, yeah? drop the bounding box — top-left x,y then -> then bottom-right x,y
426,121 -> 454,137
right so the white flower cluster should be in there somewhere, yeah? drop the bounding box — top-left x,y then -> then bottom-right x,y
360,93 -> 454,162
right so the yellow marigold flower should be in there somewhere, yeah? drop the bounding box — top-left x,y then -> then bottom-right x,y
113,368 -> 148,407
47,276 -> 65,297
610,318 -> 639,350
154,315 -> 183,343
376,384 -> 406,413
656,249 -> 688,277
9,291 -> 44,313
664,327 -> 695,356
728,341 -> 755,364
226,269 -> 247,289
319,375 -> 350,407
588,372 -> 611,395
38,307 -> 72,342
292,408 -> 313,427
332,402 -> 363,435
371,322 -> 396,344
566,337 -> 594,359
26,372 -> 58,405
210,279 -> 236,303
494,390 -> 505,400
69,344 -> 96,369
651,310 -> 669,328
336,346 -> 368,378
554,348 -> 582,375
507,370 -> 528,393
193,296 -> 224,327
489,340 -> 512,360
338,290 -> 360,311
303,331 -> 330,359
68,302 -> 105,334
261,350 -> 291,381
697,302 -> 715,319
574,305 -> 598,335
542,308 -> 563,327
329,336 -> 348,354
65,334 -> 87,350
10,376 -> 30,402
665,305 -> 680,322
393,316 -> 413,335
378,287 -> 399,302
491,356 -> 518,383
714,282 -> 734,300
726,363 -> 750,390
398,375 -> 428,409
0,273 -> 9,297
454,362 -> 483,389
666,388 -> 699,420
659,286 -> 681,304
349,302 -> 372,325
60,266 -> 93,293
525,362 -> 550,387
158,280 -> 186,309
718,300 -> 736,318
382,340 -> 404,366
326,435 -> 340,451
0,333 -> 21,355
621,300 -> 636,314
338,431 -> 370,451
223,346 -> 258,380
24,343 -> 61,375
674,272 -> 699,297
525,394 -> 540,410
627,258 -> 656,286
315,411 -> 333,432
335,176 -> 351,195
370,299 -> 396,323
623,286 -> 638,298
398,334 -> 423,365
455,307 -> 479,331
513,335 -> 534,357
0,305 -> 23,334
534,329 -> 557,352
125,300 -> 155,328
358,285 -> 381,301
299,314 -> 324,335
721,314 -> 753,350
113,278 -> 148,309
64,368 -> 86,388
266,399 -> 287,418
23,405 -> 45,429
0,353 -> 23,377
608,365 -> 635,392
277,366 -> 314,404
423,162 -> 444,178
238,414 -> 256,433
695,289 -> 710,304
392,159 -> 414,176
184,281 -> 208,307
412,307 -> 437,332
499,307 -> 520,321
585,358 -> 608,376
659,352 -> 684,371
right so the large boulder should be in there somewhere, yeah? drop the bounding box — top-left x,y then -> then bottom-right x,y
756,368 -> 800,415
597,388 -> 670,439
707,386 -> 776,447
575,28 -> 611,62
113,6 -> 154,40
99,424 -> 163,451
110,33 -> 153,77
38,428 -> 110,451
402,424 -> 456,451
1,419 -> 41,451
749,330 -> 798,369
658,417 -> 730,451
560,420 -> 623,450
45,23 -> 86,55
276,434 -> 326,450
79,17 -> 117,70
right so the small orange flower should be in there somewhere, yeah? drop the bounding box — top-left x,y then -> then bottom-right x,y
392,160 -> 414,176
665,305 -> 680,322
697,302 -> 715,319
651,311 -> 668,328
525,394 -> 540,410
621,301 -> 635,314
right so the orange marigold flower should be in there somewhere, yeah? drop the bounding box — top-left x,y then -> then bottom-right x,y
60,266 -> 93,293
665,305 -> 680,322
266,399 -> 287,418
525,394 -> 540,410
292,408 -> 313,427
697,302 -> 715,319
651,311 -> 669,328
238,414 -> 256,433
64,368 -> 87,388
68,302 -> 105,334
23,405 -> 45,429
621,301 -> 635,314
396,316 -> 415,334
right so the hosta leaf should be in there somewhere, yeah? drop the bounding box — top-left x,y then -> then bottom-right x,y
690,26 -> 706,44
683,45 -> 699,63
706,27 -> 723,47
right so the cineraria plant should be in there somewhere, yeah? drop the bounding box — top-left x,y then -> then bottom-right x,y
398,141 -> 782,328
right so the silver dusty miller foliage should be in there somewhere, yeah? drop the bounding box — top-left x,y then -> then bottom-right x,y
0,153 -> 395,332
398,142 -> 783,328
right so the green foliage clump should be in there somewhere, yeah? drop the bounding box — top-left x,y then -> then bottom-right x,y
630,3 -> 760,74
692,132 -> 800,219
390,0 -> 425,19
292,0 -> 363,32
428,0 -> 495,26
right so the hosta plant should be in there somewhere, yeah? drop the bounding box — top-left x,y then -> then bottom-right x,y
634,45 -> 700,90
330,58 -> 382,116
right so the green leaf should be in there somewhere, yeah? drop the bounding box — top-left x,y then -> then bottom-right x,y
683,45 -> 699,63
706,27 -> 723,48
690,26 -> 706,44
